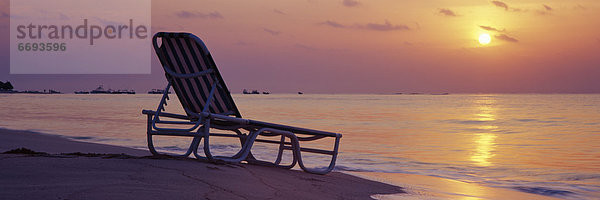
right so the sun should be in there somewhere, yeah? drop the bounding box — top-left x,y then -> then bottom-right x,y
479,33 -> 491,45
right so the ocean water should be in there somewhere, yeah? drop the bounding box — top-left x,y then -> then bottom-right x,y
1,93 -> 599,199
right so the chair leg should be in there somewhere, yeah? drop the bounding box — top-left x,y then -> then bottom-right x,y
273,135 -> 286,165
294,135 -> 341,175
192,127 -> 254,161
248,129 -> 298,169
230,129 -> 252,160
207,129 -> 260,163
245,134 -> 297,169
145,113 -> 202,158
212,128 -> 298,169
235,129 -> 258,161
201,120 -> 215,160
147,132 -> 202,158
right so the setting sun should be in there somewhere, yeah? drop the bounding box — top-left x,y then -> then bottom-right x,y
479,33 -> 491,45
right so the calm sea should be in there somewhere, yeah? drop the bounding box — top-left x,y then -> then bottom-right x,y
1,94 -> 599,199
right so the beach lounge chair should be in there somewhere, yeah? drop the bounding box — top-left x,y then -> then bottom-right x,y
142,32 -> 341,174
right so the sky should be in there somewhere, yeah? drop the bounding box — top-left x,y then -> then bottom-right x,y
1,0 -> 599,93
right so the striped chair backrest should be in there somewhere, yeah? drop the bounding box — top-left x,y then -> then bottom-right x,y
152,32 -> 241,118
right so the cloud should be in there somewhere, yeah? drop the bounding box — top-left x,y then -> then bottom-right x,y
342,0 -> 360,7
319,20 -> 410,31
319,20 -> 346,28
495,34 -> 519,43
535,4 -> 554,15
175,11 -> 223,19
490,1 -> 521,12
491,1 -> 509,10
358,20 -> 410,31
263,28 -> 281,36
273,9 -> 286,15
479,25 -> 505,32
438,8 -> 457,17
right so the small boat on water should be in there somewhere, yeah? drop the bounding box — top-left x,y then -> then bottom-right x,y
298,91 -> 303,94
0,81 -> 14,91
90,85 -> 109,94
123,90 -> 136,94
15,90 -> 61,94
148,89 -> 171,94
1,81 -> 61,94
89,85 -> 135,94
107,89 -> 135,94
262,91 -> 270,94
243,89 -> 260,94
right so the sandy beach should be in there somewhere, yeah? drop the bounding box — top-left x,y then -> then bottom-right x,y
0,128 -> 403,200
0,128 -> 567,200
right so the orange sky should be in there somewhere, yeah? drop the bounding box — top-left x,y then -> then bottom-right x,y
1,0 -> 599,93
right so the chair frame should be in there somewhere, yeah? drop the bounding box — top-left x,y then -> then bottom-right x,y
142,32 -> 341,174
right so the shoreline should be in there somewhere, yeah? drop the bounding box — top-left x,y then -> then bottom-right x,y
0,128 -> 562,199
0,128 -> 403,200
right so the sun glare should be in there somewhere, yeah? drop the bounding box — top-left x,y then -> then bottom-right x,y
479,33 -> 491,45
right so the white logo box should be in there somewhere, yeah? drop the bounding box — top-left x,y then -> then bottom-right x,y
10,0 -> 151,74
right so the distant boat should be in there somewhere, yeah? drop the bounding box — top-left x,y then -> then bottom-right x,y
431,93 -> 449,95
243,89 -> 260,94
0,81 -> 62,94
19,90 -> 43,94
262,91 -> 270,94
14,90 -> 61,94
47,89 -> 61,94
88,85 -> 134,94
90,85 -> 109,94
298,91 -> 303,94
148,89 -> 171,94
0,81 -> 14,91
108,89 -> 135,94
74,91 -> 89,94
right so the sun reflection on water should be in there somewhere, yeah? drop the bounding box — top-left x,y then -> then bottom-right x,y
472,133 -> 498,166
470,98 -> 498,166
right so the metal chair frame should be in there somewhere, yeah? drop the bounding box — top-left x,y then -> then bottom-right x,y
142,32 -> 341,174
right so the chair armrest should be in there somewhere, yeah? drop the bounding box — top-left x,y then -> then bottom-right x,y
142,110 -> 189,120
